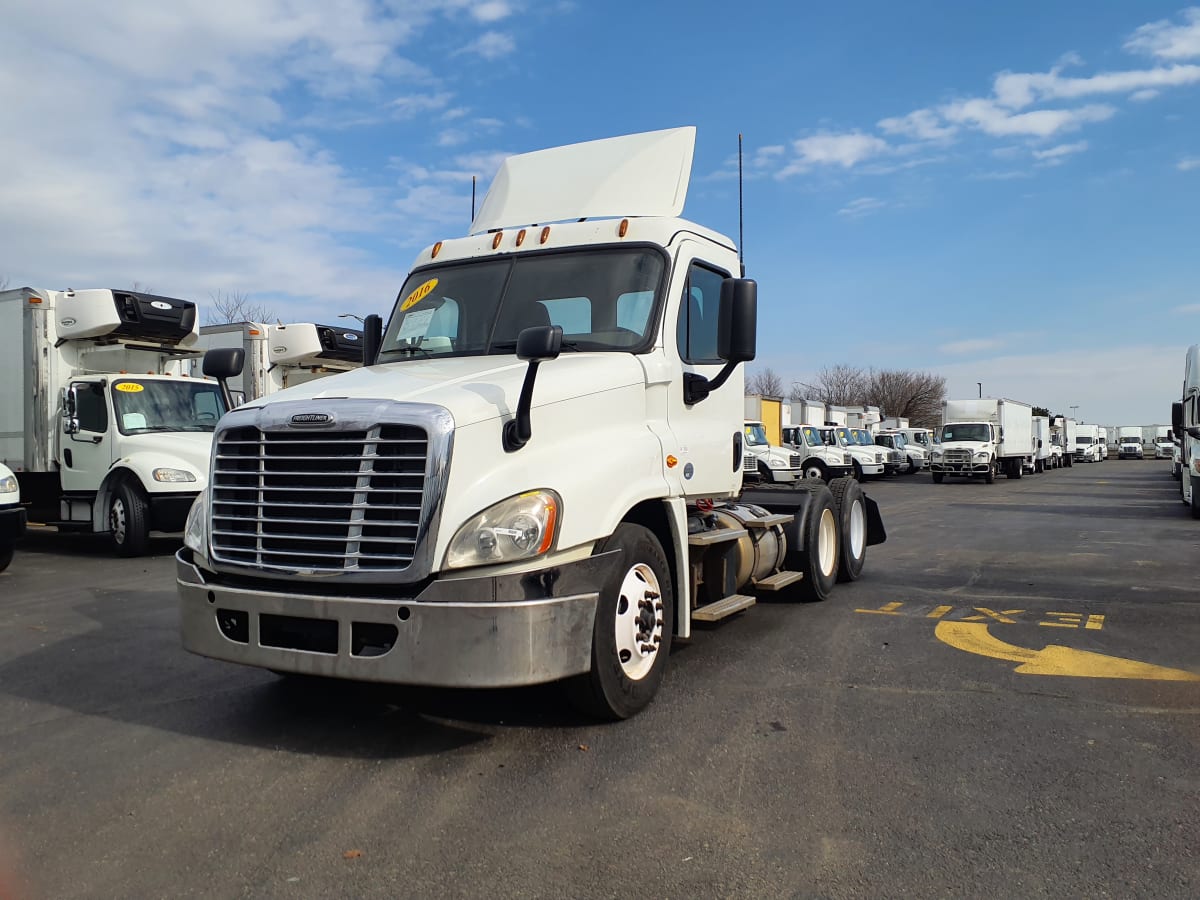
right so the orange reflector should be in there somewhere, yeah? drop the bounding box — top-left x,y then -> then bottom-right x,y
619,219 -> 629,237
516,228 -> 526,247
432,241 -> 443,258
666,455 -> 678,468
539,499 -> 558,555
248,329 -> 261,336
492,232 -> 503,249
28,297 -> 42,304
540,226 -> 551,244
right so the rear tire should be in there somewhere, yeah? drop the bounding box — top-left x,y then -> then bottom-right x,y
932,472 -> 944,484
784,485 -> 840,602
829,477 -> 866,583
1007,461 -> 1022,479
566,524 -> 674,720
110,481 -> 150,557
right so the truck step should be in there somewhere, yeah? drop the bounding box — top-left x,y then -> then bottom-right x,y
752,570 -> 804,591
687,528 -> 748,547
741,513 -> 793,528
692,593 -> 756,622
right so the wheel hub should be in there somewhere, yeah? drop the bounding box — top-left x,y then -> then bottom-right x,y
613,564 -> 663,681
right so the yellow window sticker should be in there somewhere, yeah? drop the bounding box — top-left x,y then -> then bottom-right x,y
115,382 -> 144,393
401,278 -> 438,311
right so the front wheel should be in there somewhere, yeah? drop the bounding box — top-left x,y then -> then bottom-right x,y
567,524 -> 674,720
0,543 -> 13,573
110,481 -> 151,557
802,461 -> 828,483
932,472 -> 944,484
851,460 -> 863,481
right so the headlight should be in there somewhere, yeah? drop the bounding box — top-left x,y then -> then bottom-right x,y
974,451 -> 989,460
446,490 -> 560,570
153,468 -> 197,483
931,450 -> 942,459
0,475 -> 16,494
183,488 -> 208,554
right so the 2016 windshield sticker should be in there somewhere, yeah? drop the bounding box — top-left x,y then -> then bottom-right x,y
115,382 -> 144,393
401,278 -> 438,311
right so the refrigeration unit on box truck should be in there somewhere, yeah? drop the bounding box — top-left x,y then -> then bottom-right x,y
0,288 -> 242,556
175,127 -> 887,720
931,398 -> 1033,483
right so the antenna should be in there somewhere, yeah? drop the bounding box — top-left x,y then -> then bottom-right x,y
471,175 -> 477,223
738,133 -> 745,277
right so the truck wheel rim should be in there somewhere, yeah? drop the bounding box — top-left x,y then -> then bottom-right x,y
818,508 -> 837,577
613,563 -> 662,681
110,498 -> 126,544
849,500 -> 865,559
804,466 -> 823,481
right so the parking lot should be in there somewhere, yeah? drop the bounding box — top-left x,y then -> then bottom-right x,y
1,459 -> 1197,898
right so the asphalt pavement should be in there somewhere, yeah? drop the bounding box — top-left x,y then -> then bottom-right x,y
0,458 -> 1196,898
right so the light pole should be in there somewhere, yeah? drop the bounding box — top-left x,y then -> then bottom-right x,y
977,382 -> 982,398
1070,405 -> 1079,421
338,313 -> 365,324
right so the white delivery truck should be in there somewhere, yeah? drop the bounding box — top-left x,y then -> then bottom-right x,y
828,426 -> 885,480
194,321 -> 364,403
742,420 -> 804,483
175,127 -> 887,719
0,462 -> 24,572
0,287 -> 242,556
881,416 -> 909,430
1153,426 -> 1173,460
931,398 -> 1034,483
846,406 -> 882,434
1051,416 -> 1076,467
794,399 -> 827,426
874,430 -> 925,473
1074,424 -> 1103,463
1031,416 -> 1054,472
781,423 -> 854,482
1117,426 -> 1144,459
1174,346 -> 1200,516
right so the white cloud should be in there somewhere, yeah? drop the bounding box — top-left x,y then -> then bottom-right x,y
1129,88 -> 1160,102
992,63 -> 1200,109
1178,157 -> 1200,171
971,170 -> 1034,180
1174,303 -> 1200,313
940,338 -> 1004,355
390,91 -> 454,118
778,131 -> 890,176
1032,140 -> 1088,163
940,98 -> 1115,137
837,197 -> 886,218
470,1 -> 515,23
1125,8 -> 1200,60
877,109 -> 957,141
458,31 -> 516,59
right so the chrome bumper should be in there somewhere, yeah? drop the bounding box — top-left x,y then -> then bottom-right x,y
176,550 -> 603,688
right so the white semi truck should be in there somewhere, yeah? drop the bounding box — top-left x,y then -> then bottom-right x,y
1117,426 -> 1144,459
1174,345 -> 1200,517
1153,425 -> 1173,460
931,398 -> 1033,483
193,321 -> 364,403
0,462 -> 23,572
781,423 -> 854,482
0,287 -> 242,556
175,128 -> 887,719
1074,424 -> 1104,463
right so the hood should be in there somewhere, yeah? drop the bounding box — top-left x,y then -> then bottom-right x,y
938,439 -> 992,450
240,354 -> 645,428
116,431 -> 214,477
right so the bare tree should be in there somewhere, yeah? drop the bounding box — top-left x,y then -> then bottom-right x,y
862,369 -> 947,427
206,289 -> 274,325
746,367 -> 785,397
796,364 -> 869,406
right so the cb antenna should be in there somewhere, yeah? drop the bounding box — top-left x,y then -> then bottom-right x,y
738,133 -> 745,277
471,175 -> 477,223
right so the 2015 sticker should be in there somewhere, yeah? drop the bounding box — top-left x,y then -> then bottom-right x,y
401,278 -> 438,311
115,382 -> 144,393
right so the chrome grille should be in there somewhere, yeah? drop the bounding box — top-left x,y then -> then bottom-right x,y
210,424 -> 428,573
789,454 -> 802,469
944,449 -> 972,465
743,454 -> 756,473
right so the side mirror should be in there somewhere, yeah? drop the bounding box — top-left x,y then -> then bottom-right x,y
503,325 -> 563,452
62,385 -> 80,435
203,347 -> 245,380
230,390 -> 247,408
363,313 -> 383,366
717,278 -> 757,363
1172,401 -> 1183,433
516,324 -> 563,362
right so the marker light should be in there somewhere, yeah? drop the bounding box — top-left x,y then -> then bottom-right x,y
540,226 -> 551,244
516,229 -> 526,247
619,219 -> 629,237
432,241 -> 443,258
492,232 -> 503,249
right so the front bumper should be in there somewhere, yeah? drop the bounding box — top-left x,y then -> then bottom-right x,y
0,505 -> 26,541
930,460 -> 989,475
149,492 -> 201,533
176,549 -> 605,687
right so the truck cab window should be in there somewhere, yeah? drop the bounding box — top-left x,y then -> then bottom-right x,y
677,263 -> 726,364
75,383 -> 108,433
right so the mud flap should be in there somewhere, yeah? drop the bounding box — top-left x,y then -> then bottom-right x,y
864,495 -> 886,546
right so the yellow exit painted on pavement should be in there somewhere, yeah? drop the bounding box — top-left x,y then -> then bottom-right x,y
855,601 -> 1105,631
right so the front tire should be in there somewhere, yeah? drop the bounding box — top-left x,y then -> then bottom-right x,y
932,472 -> 944,484
802,461 -> 828,483
851,460 -> 863,481
567,524 -> 674,720
0,543 -> 13,573
984,461 -> 997,484
110,481 -> 150,557
829,477 -> 866,583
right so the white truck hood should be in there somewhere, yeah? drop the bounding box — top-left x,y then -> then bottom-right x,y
242,354 -> 645,427
116,431 -> 215,484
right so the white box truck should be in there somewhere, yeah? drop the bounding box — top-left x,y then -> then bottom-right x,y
742,420 -> 804,483
1098,426 -> 1110,460
1074,424 -> 1103,462
193,321 -> 364,403
175,127 -> 887,719
931,398 -> 1033,483
1117,426 -> 1144,459
1050,416 -> 1076,468
781,423 -> 854,482
0,287 -> 242,555
0,462 -> 24,572
794,399 -> 827,427
1032,415 -> 1055,471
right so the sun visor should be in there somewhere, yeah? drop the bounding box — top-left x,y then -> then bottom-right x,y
469,126 -> 696,235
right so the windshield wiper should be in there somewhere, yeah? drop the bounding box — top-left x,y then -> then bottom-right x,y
490,339 -> 578,352
126,425 -> 176,433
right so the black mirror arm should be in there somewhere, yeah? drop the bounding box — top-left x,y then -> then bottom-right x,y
683,362 -> 738,406
503,359 -> 543,452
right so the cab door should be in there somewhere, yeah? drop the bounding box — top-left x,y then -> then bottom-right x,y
60,379 -> 115,494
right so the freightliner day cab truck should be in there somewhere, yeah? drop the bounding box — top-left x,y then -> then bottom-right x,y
1074,424 -> 1103,463
931,398 -> 1033,483
0,288 -> 242,556
1118,426 -> 1144,459
194,321 -> 364,404
175,128 -> 886,719
0,462 -> 24,572
1051,416 -> 1076,467
1173,345 -> 1200,517
830,426 -> 885,480
1153,425 -> 1173,460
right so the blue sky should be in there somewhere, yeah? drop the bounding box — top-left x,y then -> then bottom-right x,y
2,1 -> 1198,425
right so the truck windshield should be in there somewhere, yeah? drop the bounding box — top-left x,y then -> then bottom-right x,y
1075,436 -> 1092,446
910,432 -> 930,446
744,424 -> 769,446
940,424 -> 990,442
853,430 -> 874,446
111,380 -> 227,434
378,247 -> 666,362
801,426 -> 823,447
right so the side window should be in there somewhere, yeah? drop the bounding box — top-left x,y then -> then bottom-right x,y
676,262 -> 726,364
193,390 -> 222,419
75,383 -> 108,433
